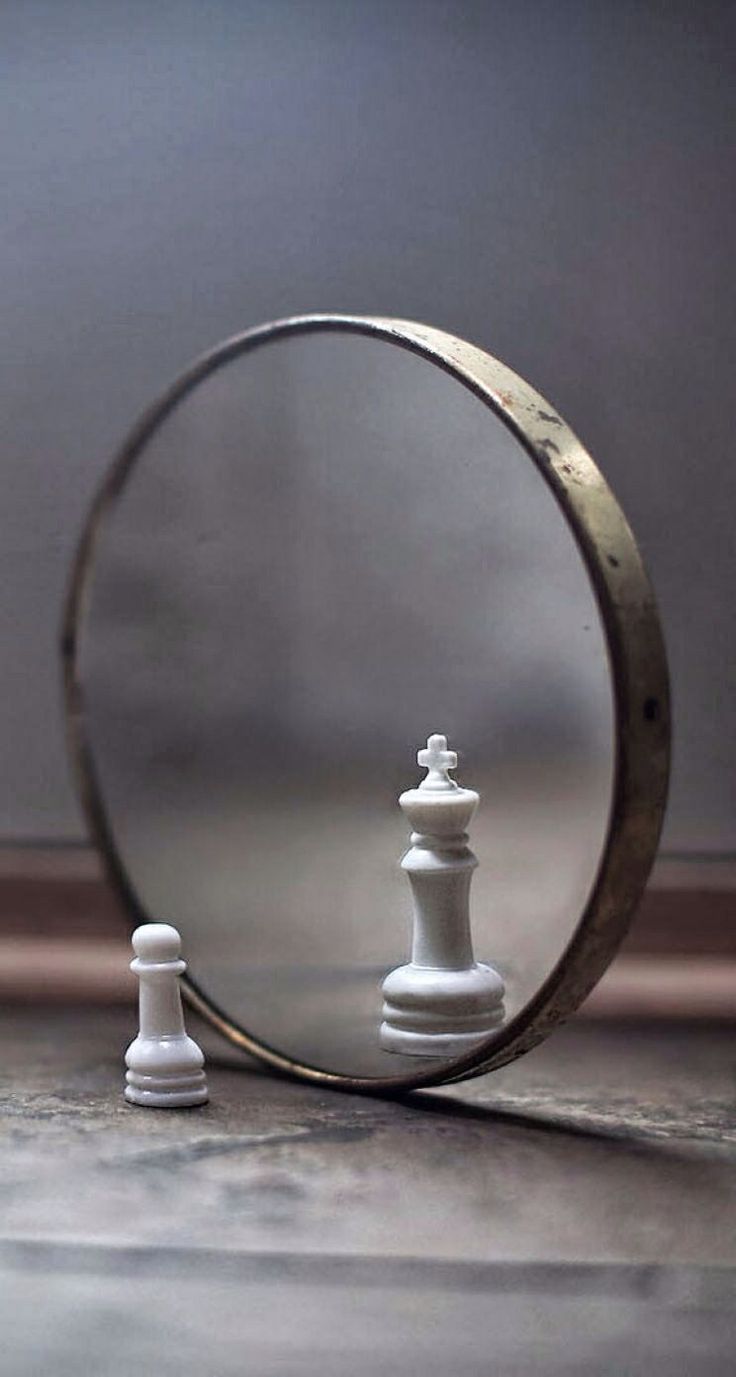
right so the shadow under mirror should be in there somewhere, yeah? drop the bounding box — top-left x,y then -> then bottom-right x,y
76,329 -> 614,1079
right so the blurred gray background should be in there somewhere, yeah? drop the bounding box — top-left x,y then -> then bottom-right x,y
1,0 -> 733,852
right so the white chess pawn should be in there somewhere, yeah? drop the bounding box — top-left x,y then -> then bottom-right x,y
380,734 -> 505,1057
125,923 -> 208,1107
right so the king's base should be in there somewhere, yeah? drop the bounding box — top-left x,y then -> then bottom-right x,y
379,1017 -> 505,1058
380,960 -> 505,1059
125,1068 -> 208,1108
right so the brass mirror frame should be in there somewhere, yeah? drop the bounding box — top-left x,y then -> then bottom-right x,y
62,314 -> 670,1091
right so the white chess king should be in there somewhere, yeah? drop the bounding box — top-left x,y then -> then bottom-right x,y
125,923 -> 208,1107
380,734 -> 505,1057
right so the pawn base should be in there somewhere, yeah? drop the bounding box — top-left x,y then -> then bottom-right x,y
125,1068 -> 208,1108
380,961 -> 505,1059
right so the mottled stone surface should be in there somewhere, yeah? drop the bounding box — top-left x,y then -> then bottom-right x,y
0,1007 -> 734,1373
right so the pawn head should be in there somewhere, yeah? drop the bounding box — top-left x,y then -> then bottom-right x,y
132,923 -> 181,963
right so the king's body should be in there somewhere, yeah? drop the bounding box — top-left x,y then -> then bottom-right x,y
380,734 -> 505,1057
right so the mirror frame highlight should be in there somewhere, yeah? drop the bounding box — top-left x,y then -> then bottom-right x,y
62,315 -> 670,1091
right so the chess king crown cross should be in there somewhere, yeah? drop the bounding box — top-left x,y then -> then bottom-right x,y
417,734 -> 458,789
401,733 -> 479,845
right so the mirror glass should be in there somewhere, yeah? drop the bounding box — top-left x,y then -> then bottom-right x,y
77,330 -> 614,1078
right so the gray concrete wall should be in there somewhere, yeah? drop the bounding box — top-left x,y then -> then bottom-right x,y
1,0 -> 733,850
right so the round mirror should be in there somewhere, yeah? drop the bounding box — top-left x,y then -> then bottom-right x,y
64,317 -> 669,1089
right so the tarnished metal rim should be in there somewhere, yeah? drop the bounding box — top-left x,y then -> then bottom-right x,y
62,314 -> 670,1092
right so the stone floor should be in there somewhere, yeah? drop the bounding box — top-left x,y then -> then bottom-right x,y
0,1006 -> 734,1374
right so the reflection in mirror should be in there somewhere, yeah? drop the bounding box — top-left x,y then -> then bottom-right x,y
78,331 -> 614,1078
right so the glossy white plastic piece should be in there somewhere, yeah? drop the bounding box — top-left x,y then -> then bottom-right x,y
380,734 -> 505,1057
125,923 -> 208,1107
